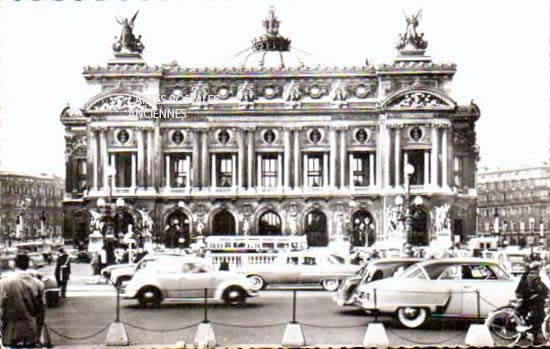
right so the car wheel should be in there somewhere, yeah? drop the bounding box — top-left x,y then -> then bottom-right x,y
321,279 -> 340,291
137,287 -> 162,308
247,275 -> 266,291
397,307 -> 428,328
223,286 -> 246,307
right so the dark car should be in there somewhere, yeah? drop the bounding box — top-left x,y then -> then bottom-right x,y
333,257 -> 423,307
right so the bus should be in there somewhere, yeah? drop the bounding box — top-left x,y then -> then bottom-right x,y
204,235 -> 308,253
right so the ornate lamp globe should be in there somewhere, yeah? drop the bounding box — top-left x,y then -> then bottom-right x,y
115,198 -> 125,208
106,165 -> 117,177
413,196 -> 424,206
96,198 -> 106,207
404,163 -> 415,176
395,195 -> 404,205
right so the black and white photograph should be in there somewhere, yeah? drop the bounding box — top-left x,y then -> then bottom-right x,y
1,0 -> 550,347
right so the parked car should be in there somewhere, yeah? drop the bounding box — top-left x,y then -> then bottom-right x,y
241,251 -> 360,291
355,258 -> 518,328
333,258 -> 423,307
121,256 -> 258,307
494,249 -> 529,276
108,254 -> 184,286
28,252 -> 46,269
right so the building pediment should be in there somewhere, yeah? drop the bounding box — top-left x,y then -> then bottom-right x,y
83,86 -> 156,114
382,88 -> 456,112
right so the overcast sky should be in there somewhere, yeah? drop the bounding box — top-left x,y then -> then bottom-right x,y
1,0 -> 549,177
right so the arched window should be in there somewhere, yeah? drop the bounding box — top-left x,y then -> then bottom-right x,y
351,210 -> 375,247
165,211 -> 191,248
212,210 -> 236,235
304,210 -> 328,246
258,211 -> 282,236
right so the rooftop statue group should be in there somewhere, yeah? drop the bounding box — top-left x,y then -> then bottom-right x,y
113,11 -> 145,54
396,10 -> 428,52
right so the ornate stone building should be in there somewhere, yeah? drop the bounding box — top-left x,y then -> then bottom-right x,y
477,163 -> 550,247
0,171 -> 64,240
61,9 -> 480,248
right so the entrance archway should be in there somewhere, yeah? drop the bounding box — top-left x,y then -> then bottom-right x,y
351,210 -> 375,247
165,211 -> 191,247
212,210 -> 236,235
114,211 -> 135,236
304,210 -> 328,246
409,207 -> 429,246
258,211 -> 282,236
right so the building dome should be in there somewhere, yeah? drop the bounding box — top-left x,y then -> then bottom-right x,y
238,7 -> 320,69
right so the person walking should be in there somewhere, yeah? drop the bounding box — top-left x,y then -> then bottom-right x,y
54,248 -> 71,298
0,254 -> 46,348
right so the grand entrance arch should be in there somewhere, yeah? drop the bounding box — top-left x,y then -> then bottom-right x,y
409,207 -> 429,246
258,211 -> 282,236
304,210 -> 328,246
165,211 -> 191,247
351,210 -> 375,247
212,210 -> 236,235
114,211 -> 135,236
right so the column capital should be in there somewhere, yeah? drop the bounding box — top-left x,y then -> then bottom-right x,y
433,122 -> 451,129
92,126 -> 110,132
388,123 -> 405,130
243,126 -> 257,132
331,125 -> 349,131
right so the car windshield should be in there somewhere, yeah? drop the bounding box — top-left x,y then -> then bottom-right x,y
507,255 -> 527,262
405,266 -> 429,279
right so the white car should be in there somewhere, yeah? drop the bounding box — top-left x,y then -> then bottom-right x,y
240,251 -> 360,291
108,254 -> 183,286
355,258 -> 518,328
122,256 -> 258,307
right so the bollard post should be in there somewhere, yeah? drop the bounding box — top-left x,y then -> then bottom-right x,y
203,288 -> 208,323
116,285 -> 121,323
373,288 -> 378,323
476,289 -> 481,323
292,289 -> 297,323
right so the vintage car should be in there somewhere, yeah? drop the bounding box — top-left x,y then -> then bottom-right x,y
121,256 -> 258,307
493,249 -> 529,276
355,258 -> 518,328
333,258 -> 423,307
28,252 -> 46,269
241,251 -> 360,291
108,254 -> 184,286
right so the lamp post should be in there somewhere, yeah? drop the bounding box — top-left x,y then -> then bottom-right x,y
404,164 -> 415,244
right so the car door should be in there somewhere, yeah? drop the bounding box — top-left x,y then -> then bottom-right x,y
434,264 -> 464,316
176,262 -> 214,299
299,256 -> 322,283
460,263 -> 516,317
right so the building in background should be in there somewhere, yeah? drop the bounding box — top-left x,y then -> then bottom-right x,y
61,9 -> 480,249
477,163 -> 550,247
0,171 -> 65,241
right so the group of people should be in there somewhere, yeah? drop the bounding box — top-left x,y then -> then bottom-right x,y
0,248 -> 71,348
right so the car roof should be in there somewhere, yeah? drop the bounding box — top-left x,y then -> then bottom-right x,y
369,258 -> 424,265
415,258 -> 499,267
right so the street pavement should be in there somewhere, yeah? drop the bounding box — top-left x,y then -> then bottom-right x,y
39,263 -> 472,347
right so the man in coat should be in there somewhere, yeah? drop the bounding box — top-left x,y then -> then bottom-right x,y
55,248 -> 71,298
0,254 -> 46,348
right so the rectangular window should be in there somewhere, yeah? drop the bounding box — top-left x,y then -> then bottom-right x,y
171,155 -> 190,188
217,154 -> 233,187
261,154 -> 278,187
114,153 -> 133,188
76,159 -> 88,192
307,154 -> 323,187
403,150 -> 425,185
351,154 -> 369,186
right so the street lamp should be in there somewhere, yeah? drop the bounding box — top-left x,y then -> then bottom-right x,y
404,164 -> 415,244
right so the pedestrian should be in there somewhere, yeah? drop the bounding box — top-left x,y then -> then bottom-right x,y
54,248 -> 71,298
515,261 -> 548,345
0,254 -> 45,348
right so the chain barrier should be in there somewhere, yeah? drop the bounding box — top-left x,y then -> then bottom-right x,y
386,328 -> 465,345
301,322 -> 367,329
123,321 -> 201,332
45,324 -> 110,341
209,321 -> 287,329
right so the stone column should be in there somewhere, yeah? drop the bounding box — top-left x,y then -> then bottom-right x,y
424,151 -> 430,186
283,128 -> 291,189
232,154 -> 237,188
110,154 -> 116,188
369,153 -> 375,187
186,155 -> 191,188
201,131 -> 209,187
302,154 -> 308,188
136,128 -> 145,188
211,153 -> 216,188
442,127 -> 449,188
192,130 -> 201,188
165,155 -> 171,188
431,126 -> 439,187
100,129 -> 109,189
256,154 -> 262,189
394,127 -> 401,187
153,126 -> 162,189
146,129 -> 154,189
277,154 -> 283,187
294,129 -> 301,188
90,129 -> 98,190
323,153 -> 329,187
247,128 -> 255,188
131,153 -> 137,189
383,125 -> 391,188
237,130 -> 246,188
329,128 -> 337,188
339,128 -> 347,188
349,154 -> 354,188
